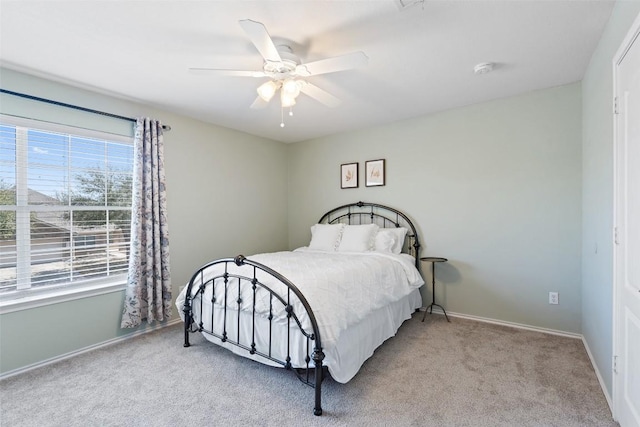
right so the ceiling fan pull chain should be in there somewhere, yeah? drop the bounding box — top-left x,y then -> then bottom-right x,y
289,107 -> 294,117
280,107 -> 285,128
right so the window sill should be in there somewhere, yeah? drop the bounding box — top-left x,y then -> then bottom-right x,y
0,278 -> 127,314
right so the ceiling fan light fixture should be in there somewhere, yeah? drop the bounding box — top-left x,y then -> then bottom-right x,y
257,80 -> 279,102
281,90 -> 297,108
282,78 -> 301,98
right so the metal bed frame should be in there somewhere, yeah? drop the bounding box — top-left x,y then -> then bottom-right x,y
182,201 -> 421,416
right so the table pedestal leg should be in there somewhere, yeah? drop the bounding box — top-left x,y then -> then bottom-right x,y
421,261 -> 450,322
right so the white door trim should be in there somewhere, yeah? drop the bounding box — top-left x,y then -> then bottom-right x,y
612,10 -> 640,425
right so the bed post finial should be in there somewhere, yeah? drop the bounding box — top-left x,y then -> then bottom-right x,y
234,255 -> 247,266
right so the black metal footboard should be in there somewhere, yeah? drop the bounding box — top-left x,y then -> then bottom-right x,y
182,254 -> 325,416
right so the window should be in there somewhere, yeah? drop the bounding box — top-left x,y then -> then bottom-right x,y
0,118 -> 134,296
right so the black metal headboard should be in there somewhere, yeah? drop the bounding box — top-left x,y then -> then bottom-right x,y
318,201 -> 421,267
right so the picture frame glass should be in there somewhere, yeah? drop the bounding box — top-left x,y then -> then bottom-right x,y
365,159 -> 385,187
341,163 -> 358,188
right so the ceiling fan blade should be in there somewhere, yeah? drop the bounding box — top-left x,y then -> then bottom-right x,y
295,51 -> 368,77
300,82 -> 341,107
239,19 -> 282,64
189,68 -> 266,77
250,96 -> 270,109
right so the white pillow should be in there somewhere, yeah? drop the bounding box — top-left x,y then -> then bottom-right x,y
309,223 -> 344,251
375,227 -> 408,254
338,224 -> 379,252
374,230 -> 396,253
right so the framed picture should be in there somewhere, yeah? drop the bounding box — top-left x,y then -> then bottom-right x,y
365,159 -> 385,187
340,162 -> 359,189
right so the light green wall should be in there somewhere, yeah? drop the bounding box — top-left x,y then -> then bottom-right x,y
3,1 -> 637,377
0,68 -> 289,374
581,0 -> 640,398
288,83 -> 583,333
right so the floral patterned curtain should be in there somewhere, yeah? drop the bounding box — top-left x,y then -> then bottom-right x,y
121,118 -> 171,328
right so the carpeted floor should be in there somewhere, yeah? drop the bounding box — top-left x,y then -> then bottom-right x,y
0,313 -> 616,426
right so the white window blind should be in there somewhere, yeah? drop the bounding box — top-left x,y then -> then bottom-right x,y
0,119 -> 134,293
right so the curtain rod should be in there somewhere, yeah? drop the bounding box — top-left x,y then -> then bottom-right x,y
0,88 -> 171,131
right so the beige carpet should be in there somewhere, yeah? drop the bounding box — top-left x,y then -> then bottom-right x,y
0,313 -> 615,426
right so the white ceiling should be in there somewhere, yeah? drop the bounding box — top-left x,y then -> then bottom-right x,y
0,0 -> 614,143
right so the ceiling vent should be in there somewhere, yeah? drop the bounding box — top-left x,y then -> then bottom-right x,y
396,0 -> 424,10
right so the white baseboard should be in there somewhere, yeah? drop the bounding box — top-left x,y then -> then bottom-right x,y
420,307 -> 613,413
0,318 -> 182,380
581,336 -> 613,414
420,307 -> 582,339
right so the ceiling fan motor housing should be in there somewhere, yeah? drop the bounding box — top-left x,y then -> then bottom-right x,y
264,45 -> 299,76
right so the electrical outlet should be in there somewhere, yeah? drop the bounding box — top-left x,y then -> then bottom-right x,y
549,292 -> 559,305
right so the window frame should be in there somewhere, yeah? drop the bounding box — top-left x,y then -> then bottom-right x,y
0,115 -> 134,313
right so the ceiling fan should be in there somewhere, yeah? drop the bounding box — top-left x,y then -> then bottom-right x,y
190,19 -> 369,127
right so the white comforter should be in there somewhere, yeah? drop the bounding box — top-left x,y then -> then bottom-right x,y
176,248 -> 424,381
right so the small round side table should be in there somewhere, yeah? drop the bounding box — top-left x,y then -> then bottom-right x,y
420,257 -> 450,322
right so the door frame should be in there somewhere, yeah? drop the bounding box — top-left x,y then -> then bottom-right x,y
612,10 -> 640,423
